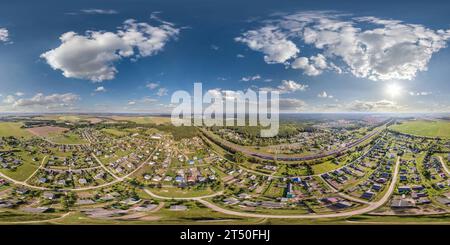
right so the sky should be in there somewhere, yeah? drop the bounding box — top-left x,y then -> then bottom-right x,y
1,0 -> 450,113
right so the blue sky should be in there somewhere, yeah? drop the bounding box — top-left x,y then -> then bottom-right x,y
0,0 -> 450,113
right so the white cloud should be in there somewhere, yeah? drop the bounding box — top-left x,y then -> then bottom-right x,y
15,92 -> 24,97
156,87 -> 168,96
241,74 -> 261,81
318,91 -> 333,98
236,54 -> 245,58
94,86 -> 106,92
0,28 -> 9,42
279,98 -> 307,111
409,91 -> 432,96
211,44 -> 219,50
260,80 -> 308,94
8,93 -> 79,108
2,95 -> 15,104
128,101 -> 136,105
291,54 -> 327,76
41,18 -> 179,82
81,9 -> 118,15
235,25 -> 299,64
236,11 -> 450,81
277,80 -> 308,93
141,96 -> 158,103
146,82 -> 160,89
347,99 -> 401,112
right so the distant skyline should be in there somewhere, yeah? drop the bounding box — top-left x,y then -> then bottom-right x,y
1,0 -> 450,113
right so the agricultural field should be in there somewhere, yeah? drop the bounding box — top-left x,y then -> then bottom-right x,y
0,122 -> 32,138
111,116 -> 171,125
0,115 -> 450,225
390,120 -> 450,138
27,126 -> 87,144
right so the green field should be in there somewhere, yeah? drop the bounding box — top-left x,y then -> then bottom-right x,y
101,128 -> 128,137
47,132 -> 87,144
390,120 -> 450,138
0,151 -> 41,181
111,116 -> 171,125
0,122 -> 32,138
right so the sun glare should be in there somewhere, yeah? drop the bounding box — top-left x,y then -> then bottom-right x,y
385,83 -> 402,98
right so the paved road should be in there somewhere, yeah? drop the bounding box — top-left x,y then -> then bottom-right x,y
145,157 -> 400,219
201,122 -> 387,162
438,156 -> 450,175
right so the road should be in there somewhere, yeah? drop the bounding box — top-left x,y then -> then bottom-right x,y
0,169 -> 50,191
0,211 -> 73,224
200,122 -> 387,162
145,157 -> 400,219
0,145 -> 160,192
438,156 -> 450,175
24,156 -> 48,183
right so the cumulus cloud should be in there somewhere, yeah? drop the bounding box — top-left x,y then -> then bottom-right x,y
94,86 -> 106,92
318,91 -> 333,98
0,28 -> 9,42
348,99 -> 401,111
236,11 -> 450,81
2,95 -> 15,104
279,98 -> 307,111
241,74 -> 261,81
236,54 -> 245,58
235,26 -> 299,64
260,80 -> 308,94
3,93 -> 80,109
41,18 -> 179,82
291,54 -> 327,76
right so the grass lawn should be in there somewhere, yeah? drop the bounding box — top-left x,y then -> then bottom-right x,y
311,159 -> 343,174
0,152 -> 40,181
390,120 -> 450,138
0,122 -> 32,138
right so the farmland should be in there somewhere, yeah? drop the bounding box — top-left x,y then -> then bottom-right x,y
390,120 -> 450,138
0,122 -> 32,138
0,114 -> 449,225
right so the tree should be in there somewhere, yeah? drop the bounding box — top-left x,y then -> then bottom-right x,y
233,152 -> 246,163
61,192 -> 77,210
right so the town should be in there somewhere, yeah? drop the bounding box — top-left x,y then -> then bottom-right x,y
0,114 -> 449,224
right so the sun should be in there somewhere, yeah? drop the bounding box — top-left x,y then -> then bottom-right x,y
385,83 -> 403,98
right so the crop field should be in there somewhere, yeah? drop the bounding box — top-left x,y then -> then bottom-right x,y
101,128 -> 128,137
27,126 -> 86,144
111,116 -> 171,125
0,122 -> 32,138
390,120 -> 450,138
